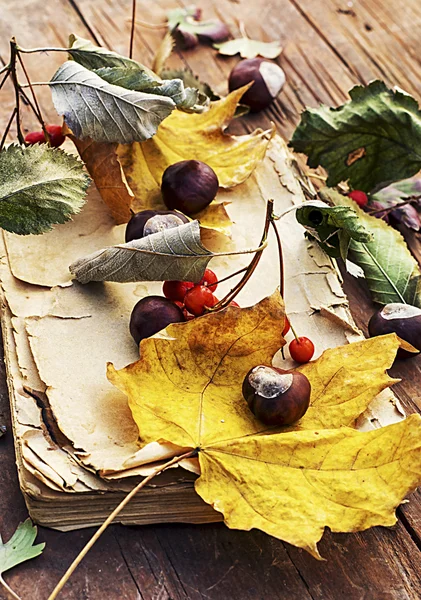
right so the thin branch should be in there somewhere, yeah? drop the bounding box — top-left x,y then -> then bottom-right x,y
9,39 -> 24,144
270,219 -> 284,299
0,63 -> 10,76
0,107 -> 17,151
128,19 -> 167,29
0,69 -> 10,92
367,196 -> 421,216
47,448 -> 198,600
16,46 -> 71,54
17,53 -> 48,138
211,266 -> 248,287
129,0 -> 137,58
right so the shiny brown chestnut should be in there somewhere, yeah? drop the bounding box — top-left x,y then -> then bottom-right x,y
161,160 -> 219,216
228,58 -> 286,112
242,365 -> 311,426
125,209 -> 189,242
130,296 -> 185,345
368,303 -> 421,358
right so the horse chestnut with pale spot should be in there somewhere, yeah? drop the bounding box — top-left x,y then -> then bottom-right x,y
125,209 -> 189,242
161,160 -> 219,216
242,365 -> 311,426
228,58 -> 286,112
130,296 -> 185,345
368,303 -> 421,358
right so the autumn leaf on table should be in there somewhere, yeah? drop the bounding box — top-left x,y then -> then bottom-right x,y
108,292 -> 421,557
72,86 -> 272,229
322,188 -> 421,307
214,37 -> 282,59
290,81 -> 421,192
0,144 -> 90,235
167,6 -> 230,49
0,520 -> 45,598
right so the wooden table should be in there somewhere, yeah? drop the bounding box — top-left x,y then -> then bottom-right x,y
1,0 -> 421,598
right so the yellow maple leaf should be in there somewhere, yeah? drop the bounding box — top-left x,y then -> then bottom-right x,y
108,293 -> 421,557
69,87 -> 272,227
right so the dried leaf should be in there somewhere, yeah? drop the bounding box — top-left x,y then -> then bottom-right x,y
152,30 -> 175,76
70,220 -> 213,284
108,294 -> 421,556
117,86 -> 274,209
0,144 -> 90,235
323,188 -> 421,306
290,81 -> 421,192
214,37 -> 282,59
50,61 -> 175,143
0,519 -> 45,597
296,203 -> 372,260
167,6 -> 230,48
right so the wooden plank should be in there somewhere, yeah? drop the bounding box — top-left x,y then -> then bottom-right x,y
1,0 -> 421,598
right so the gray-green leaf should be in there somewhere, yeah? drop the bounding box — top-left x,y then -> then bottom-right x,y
0,144 -> 90,235
290,81 -> 421,192
214,37 -> 282,59
70,221 -> 213,283
296,202 -> 372,259
69,34 -> 201,111
0,519 -> 45,576
322,188 -> 421,306
50,61 -> 175,143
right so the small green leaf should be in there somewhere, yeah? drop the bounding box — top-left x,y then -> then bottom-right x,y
321,188 -> 421,306
296,202 -> 372,259
290,81 -> 421,192
167,7 -> 229,45
50,62 -> 175,143
214,37 -> 282,59
0,519 -> 45,597
0,144 -> 90,235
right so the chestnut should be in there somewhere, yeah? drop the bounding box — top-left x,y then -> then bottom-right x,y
228,58 -> 286,112
242,365 -> 311,426
368,303 -> 421,358
125,209 -> 189,242
161,160 -> 219,216
130,296 -> 185,345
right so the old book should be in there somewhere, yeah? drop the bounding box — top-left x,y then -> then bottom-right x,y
0,136 -> 403,530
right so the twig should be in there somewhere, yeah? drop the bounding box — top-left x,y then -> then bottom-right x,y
47,448 -> 198,600
0,69 -> 10,92
129,0 -> 137,58
0,63 -> 10,76
0,107 -> 17,151
211,266 -> 248,287
17,53 -> 49,139
9,39 -> 24,145
212,200 -> 273,311
367,196 -> 421,216
16,46 -> 71,54
128,19 -> 167,29
270,219 -> 284,299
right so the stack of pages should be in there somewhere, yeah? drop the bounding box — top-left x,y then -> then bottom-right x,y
0,137 -> 402,530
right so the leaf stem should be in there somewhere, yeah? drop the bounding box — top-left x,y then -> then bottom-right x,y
0,574 -> 22,600
47,448 -> 198,600
129,19 -> 167,29
367,196 -> 421,216
16,46 -> 71,54
129,0 -> 137,58
9,39 -> 24,145
211,266 -> 248,287
270,219 -> 284,300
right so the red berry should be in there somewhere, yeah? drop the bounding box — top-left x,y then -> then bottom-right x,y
229,300 -> 240,307
163,280 -> 195,302
199,268 -> 218,292
348,190 -> 368,208
282,317 -> 290,336
45,124 -> 65,148
289,337 -> 315,364
184,285 -> 218,316
24,124 -> 65,148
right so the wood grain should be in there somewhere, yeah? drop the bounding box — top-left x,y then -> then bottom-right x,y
1,0 -> 421,598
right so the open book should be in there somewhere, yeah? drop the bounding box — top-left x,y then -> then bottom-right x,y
0,137 -> 403,530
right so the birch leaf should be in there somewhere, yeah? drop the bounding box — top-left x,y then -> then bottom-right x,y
50,61 -> 175,143
214,37 -> 282,59
0,519 -> 45,597
290,81 -> 421,192
323,188 -> 421,306
0,144 -> 90,235
70,220 -> 214,283
108,293 -> 421,557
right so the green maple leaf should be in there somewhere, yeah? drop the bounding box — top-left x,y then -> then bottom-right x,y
0,144 -> 90,235
0,520 -> 45,598
290,81 -> 421,192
